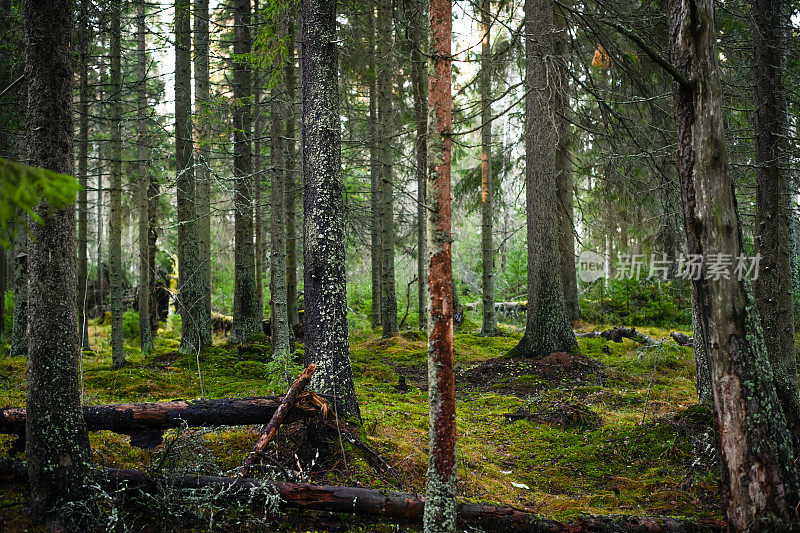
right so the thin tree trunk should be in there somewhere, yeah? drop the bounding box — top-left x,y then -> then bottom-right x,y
137,0 -> 154,354
194,0 -> 212,329
669,0 -> 800,525
479,0 -> 498,336
109,0 -> 125,368
77,7 -> 91,351
368,0 -> 382,329
10,214 -> 26,358
176,0 -> 211,353
301,0 -> 360,420
510,0 -> 577,358
285,14 -> 299,327
253,0 -> 264,311
752,0 -> 800,455
230,0 -> 262,343
425,0 -> 456,528
24,0 -> 93,518
96,35 -> 106,315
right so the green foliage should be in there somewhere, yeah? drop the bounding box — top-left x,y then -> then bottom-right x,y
580,277 -> 691,327
3,290 -> 11,340
123,310 -> 140,344
0,158 -> 82,246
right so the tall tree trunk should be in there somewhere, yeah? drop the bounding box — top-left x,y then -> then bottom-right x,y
10,215 -> 26,358
752,0 -> 800,455
96,35 -> 106,315
176,0 -> 211,352
424,0 -> 456,529
194,0 -> 212,330
230,0 -> 262,343
24,0 -> 93,519
77,5 -> 91,351
670,0 -> 799,526
378,0 -> 397,337
301,0 -> 360,420
368,0 -> 383,329
510,0 -> 577,358
553,5 -> 578,323
285,14 -> 299,327
479,0 -> 497,336
109,0 -> 125,368
253,0 -> 264,311
409,0 -> 428,331
137,0 -> 154,354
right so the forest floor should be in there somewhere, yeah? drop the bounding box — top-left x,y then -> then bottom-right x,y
0,314 -> 723,530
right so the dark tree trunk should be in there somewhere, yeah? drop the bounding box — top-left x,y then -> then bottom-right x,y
752,0 -> 800,455
510,0 -> 577,358
368,0 -> 383,329
109,0 -> 125,368
176,0 -> 211,352
425,0 -> 456,528
253,0 -> 264,310
301,0 -> 360,420
10,216 -> 26,358
479,0 -> 498,337
77,4 -> 91,351
285,14 -> 300,327
137,0 -> 154,355
230,0 -> 262,343
24,0 -> 93,518
670,0 -> 800,525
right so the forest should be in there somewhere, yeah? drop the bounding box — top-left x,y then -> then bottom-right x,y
0,0 -> 799,529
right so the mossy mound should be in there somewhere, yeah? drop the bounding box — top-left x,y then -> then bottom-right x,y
505,400 -> 604,430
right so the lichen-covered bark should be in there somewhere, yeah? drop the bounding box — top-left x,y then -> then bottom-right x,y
670,0 -> 800,525
409,0 -> 428,331
479,0 -> 498,337
77,8 -> 91,351
194,0 -> 212,331
10,216 -> 26,358
301,0 -> 360,419
230,0 -> 263,344
751,0 -> 800,455
136,0 -> 153,355
109,0 -> 125,368
368,0 -> 383,329
510,0 -> 577,359
253,0 -> 264,308
176,0 -> 212,352
285,15 -> 300,327
24,0 -> 93,518
424,0 -> 456,529
378,0 -> 398,338
690,294 -> 711,403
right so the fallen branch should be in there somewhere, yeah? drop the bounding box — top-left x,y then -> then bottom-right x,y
670,331 -> 694,347
241,364 -> 317,477
0,460 -> 725,532
576,326 -> 658,346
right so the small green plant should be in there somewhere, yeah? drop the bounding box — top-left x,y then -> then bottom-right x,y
123,310 -> 140,344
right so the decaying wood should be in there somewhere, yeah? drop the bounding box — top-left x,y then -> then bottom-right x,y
0,395 -> 328,448
0,460 -> 726,532
670,332 -> 694,347
576,327 -> 658,346
241,364 -> 316,476
464,301 -> 527,314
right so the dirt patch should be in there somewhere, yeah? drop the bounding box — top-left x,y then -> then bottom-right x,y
504,400 -> 604,429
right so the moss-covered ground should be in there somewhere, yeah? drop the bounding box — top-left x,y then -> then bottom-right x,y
0,316 -> 723,528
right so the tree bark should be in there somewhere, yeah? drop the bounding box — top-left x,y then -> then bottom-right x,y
137,0 -> 154,355
77,5 -> 91,351
176,0 -> 211,352
669,0 -> 800,525
751,0 -> 800,455
368,0 -> 383,329
378,0 -> 398,338
231,0 -> 263,343
109,0 -> 125,368
285,13 -> 300,327
425,0 -> 456,529
10,215 -> 26,358
253,0 -> 264,312
24,0 -> 93,517
510,0 -> 577,359
479,0 -> 498,337
301,0 -> 361,420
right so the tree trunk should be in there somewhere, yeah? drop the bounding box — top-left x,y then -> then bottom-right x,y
176,0 -> 211,353
253,0 -> 264,312
137,0 -> 154,355
479,0 -> 498,337
669,0 -> 800,525
690,294 -> 711,404
194,0 -> 212,334
10,215 -> 26,358
378,0 -> 398,337
368,0 -> 382,329
285,14 -> 300,327
96,34 -> 106,316
109,0 -> 125,368
301,0 -> 360,420
24,0 -> 93,518
230,0 -> 262,344
425,0 -> 456,529
77,6 -> 91,351
752,0 -> 800,455
553,4 -> 579,323
510,0 -> 577,359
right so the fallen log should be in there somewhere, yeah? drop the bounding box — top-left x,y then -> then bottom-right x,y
464,301 -> 528,314
576,326 -> 659,346
241,364 -> 317,476
670,331 -> 694,347
0,460 -> 725,532
0,394 -> 327,448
